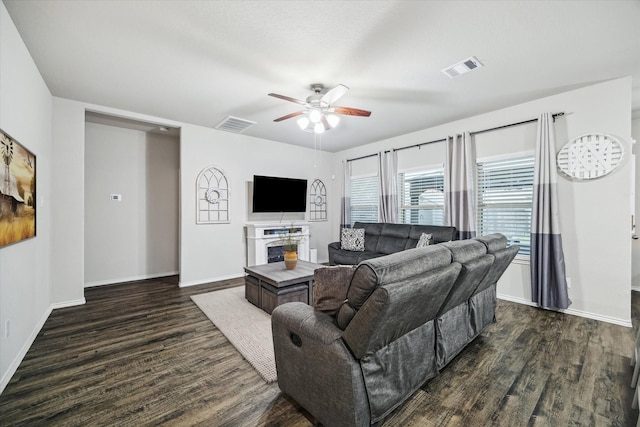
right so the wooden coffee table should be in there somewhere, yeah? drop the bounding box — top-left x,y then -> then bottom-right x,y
244,260 -> 322,314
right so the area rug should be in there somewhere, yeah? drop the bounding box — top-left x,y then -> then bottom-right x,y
191,286 -> 277,383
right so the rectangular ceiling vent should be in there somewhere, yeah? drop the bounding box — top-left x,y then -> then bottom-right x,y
441,56 -> 484,79
215,116 -> 256,134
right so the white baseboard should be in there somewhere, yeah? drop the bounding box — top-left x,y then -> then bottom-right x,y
51,298 -> 86,309
497,293 -> 632,328
179,273 -> 244,288
84,271 -> 179,288
0,305 -> 52,395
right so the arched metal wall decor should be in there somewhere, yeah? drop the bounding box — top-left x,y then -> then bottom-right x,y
196,165 -> 229,224
309,178 -> 327,221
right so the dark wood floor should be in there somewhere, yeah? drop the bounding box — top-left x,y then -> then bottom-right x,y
0,276 -> 637,426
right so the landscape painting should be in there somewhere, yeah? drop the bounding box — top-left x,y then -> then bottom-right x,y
0,128 -> 36,248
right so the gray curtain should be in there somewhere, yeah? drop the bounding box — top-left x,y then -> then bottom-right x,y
340,160 -> 352,229
444,132 -> 476,240
378,150 -> 398,223
531,113 -> 571,310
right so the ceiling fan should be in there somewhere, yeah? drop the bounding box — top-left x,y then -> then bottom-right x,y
268,84 -> 371,134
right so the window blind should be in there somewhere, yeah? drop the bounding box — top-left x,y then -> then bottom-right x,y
477,156 -> 534,256
398,169 -> 444,225
350,175 -> 378,225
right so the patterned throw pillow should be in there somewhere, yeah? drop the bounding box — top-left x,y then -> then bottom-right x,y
416,232 -> 433,248
341,228 -> 365,252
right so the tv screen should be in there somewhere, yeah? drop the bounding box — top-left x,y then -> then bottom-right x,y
252,175 -> 308,213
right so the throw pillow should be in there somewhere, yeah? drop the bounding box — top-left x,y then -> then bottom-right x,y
416,232 -> 433,248
313,265 -> 356,316
341,228 -> 365,252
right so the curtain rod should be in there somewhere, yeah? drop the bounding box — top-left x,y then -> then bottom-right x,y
346,112 -> 565,163
471,112 -> 564,136
346,137 -> 447,163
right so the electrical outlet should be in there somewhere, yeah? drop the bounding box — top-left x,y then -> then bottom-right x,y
4,320 -> 9,338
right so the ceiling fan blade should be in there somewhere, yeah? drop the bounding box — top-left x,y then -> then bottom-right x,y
268,93 -> 307,105
273,111 -> 304,122
321,115 -> 331,131
321,84 -> 349,105
333,106 -> 372,117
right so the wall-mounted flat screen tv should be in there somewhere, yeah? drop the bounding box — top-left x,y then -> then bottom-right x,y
252,175 -> 307,213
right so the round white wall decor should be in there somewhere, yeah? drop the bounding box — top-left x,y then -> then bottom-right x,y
556,133 -> 624,180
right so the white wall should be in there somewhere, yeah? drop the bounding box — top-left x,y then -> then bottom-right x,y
333,77 -> 634,326
632,117 -> 640,289
0,3 -> 52,392
84,123 -> 179,286
179,124 -> 334,286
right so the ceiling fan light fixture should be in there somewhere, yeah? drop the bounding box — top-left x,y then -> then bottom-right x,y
327,114 -> 340,128
314,123 -> 325,134
309,109 -> 322,123
297,116 -> 310,130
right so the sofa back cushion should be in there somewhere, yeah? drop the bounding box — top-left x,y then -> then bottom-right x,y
404,224 -> 457,249
376,223 -> 411,254
438,240 -> 493,315
336,244 -> 453,330
342,261 -> 461,359
473,233 -> 519,295
354,222 -> 383,252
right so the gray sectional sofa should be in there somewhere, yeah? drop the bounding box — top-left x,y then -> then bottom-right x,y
271,234 -> 519,427
328,222 -> 457,265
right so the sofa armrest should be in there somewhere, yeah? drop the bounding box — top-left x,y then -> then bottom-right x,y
272,302 -> 343,344
271,302 -> 370,426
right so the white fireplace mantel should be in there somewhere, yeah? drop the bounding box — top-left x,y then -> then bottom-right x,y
245,222 -> 310,267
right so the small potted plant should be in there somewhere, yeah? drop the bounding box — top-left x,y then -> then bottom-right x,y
277,226 -> 305,270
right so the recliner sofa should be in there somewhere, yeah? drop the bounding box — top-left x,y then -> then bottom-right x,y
272,234 -> 518,426
328,222 -> 457,265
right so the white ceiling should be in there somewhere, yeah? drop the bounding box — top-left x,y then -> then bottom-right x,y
4,0 -> 640,152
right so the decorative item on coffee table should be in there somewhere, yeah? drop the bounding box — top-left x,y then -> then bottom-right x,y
276,226 -> 305,270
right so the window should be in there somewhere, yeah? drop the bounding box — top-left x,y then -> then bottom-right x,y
350,175 -> 378,226
398,168 -> 444,225
477,155 -> 534,257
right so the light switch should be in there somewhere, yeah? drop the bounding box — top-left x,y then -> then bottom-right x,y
110,194 -> 122,201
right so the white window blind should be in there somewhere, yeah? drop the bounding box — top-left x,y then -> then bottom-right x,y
398,168 -> 444,225
477,155 -> 534,256
350,175 -> 378,226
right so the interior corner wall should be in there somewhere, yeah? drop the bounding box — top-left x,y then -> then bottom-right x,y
632,117 -> 640,289
84,123 -> 179,286
0,3 -> 53,393
178,124 -> 334,286
333,77 -> 633,326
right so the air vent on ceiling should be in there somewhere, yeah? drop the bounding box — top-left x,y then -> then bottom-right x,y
215,116 -> 256,133
441,56 -> 484,79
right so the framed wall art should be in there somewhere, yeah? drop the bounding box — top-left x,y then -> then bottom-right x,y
0,128 -> 36,248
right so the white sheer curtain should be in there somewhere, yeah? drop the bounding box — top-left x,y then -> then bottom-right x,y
444,132 -> 476,239
340,160 -> 352,229
378,150 -> 398,223
530,113 -> 571,310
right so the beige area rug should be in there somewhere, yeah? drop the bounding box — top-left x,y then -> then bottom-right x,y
191,286 -> 277,383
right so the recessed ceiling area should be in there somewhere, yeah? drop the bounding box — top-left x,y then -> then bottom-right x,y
85,111 -> 180,137
5,0 -> 640,152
